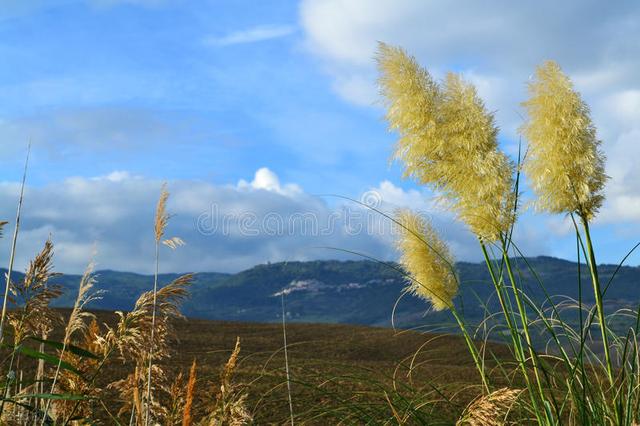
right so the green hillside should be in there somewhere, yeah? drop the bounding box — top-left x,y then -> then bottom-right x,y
3,256 -> 639,330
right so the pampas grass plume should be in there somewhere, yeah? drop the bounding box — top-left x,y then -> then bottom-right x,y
155,183 -> 170,242
396,210 -> 458,311
520,60 -> 607,220
377,43 -> 515,241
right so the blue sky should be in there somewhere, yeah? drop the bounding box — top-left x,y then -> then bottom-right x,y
0,0 -> 639,273
0,0 -> 390,192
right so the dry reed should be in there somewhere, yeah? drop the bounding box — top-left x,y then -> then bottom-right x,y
457,388 -> 523,426
183,359 -> 197,426
199,337 -> 252,426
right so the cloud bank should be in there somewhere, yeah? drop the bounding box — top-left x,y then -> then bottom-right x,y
0,168 -> 550,274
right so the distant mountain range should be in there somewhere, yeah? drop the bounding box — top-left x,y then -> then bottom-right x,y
2,256 -> 639,329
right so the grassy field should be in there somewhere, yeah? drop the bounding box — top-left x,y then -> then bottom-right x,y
76,311 -> 509,425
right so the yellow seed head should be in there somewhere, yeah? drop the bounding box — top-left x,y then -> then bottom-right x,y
396,210 -> 458,311
520,60 -> 607,220
457,387 -> 522,426
377,43 -> 515,241
154,183 -> 170,242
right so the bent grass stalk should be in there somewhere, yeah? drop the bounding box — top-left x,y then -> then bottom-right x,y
144,183 -> 169,426
0,142 -> 31,343
317,243 -> 490,394
315,197 -> 491,393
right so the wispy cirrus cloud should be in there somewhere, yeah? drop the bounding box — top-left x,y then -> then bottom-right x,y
204,24 -> 296,47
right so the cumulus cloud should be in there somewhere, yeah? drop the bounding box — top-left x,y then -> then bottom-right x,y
237,167 -> 302,196
299,0 -> 640,224
204,25 -> 296,46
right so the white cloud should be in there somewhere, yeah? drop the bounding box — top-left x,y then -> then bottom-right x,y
204,25 -> 296,47
237,167 -> 302,196
299,0 -> 640,226
301,0 -> 637,72
373,180 -> 428,210
99,171 -> 135,182
0,169 -> 384,273
605,90 -> 640,126
331,73 -> 379,107
367,180 -> 551,260
547,216 -> 574,237
0,169 -> 553,274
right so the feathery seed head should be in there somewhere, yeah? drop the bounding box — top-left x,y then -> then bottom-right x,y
108,276 -> 191,424
457,387 -> 522,426
396,210 -> 458,311
377,43 -> 516,241
23,237 -> 59,290
520,60 -> 607,220
9,238 -> 63,341
202,336 -> 252,425
105,274 -> 192,361
65,259 -> 100,344
163,236 -> 186,250
221,337 -> 241,391
377,43 -> 441,183
155,183 -> 170,242
166,371 -> 186,425
0,221 -> 7,238
439,73 -> 516,240
182,359 -> 197,426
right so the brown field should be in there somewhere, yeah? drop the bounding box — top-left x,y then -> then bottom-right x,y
1,308 -> 514,424
77,311 -> 510,424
